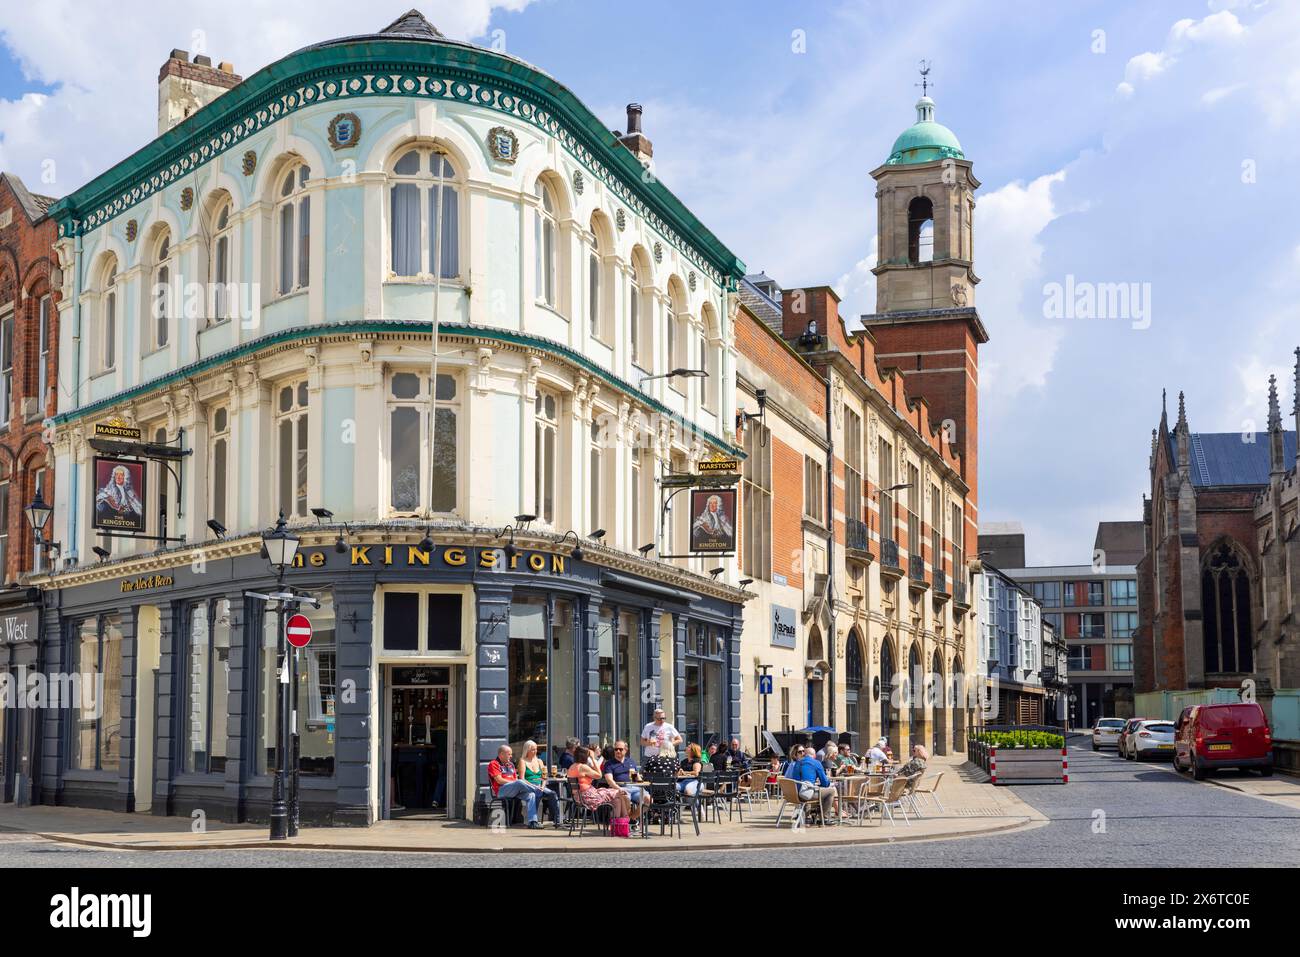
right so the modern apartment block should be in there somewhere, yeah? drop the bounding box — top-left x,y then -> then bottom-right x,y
983,521 -> 1141,728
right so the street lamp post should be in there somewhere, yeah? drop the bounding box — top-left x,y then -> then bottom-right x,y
260,512 -> 300,841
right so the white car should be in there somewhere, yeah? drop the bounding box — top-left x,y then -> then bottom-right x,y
1092,717 -> 1126,751
1127,720 -> 1176,760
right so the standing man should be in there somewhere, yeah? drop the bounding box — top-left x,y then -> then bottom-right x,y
487,745 -> 560,829
640,708 -> 683,763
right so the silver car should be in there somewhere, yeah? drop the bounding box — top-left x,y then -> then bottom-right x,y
1128,720 -> 1176,760
1092,717 -> 1126,751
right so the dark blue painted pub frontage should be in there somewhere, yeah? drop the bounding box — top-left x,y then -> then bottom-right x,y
24,530 -> 745,825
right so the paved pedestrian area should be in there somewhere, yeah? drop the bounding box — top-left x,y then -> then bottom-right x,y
0,752 -> 1044,853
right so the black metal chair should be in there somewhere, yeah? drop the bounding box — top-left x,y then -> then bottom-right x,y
566,779 -> 615,837
696,768 -> 725,823
713,769 -> 745,822
643,773 -> 695,838
480,785 -> 523,828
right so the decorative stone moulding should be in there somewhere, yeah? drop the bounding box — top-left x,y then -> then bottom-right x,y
328,112 -> 361,149
615,208 -> 626,231
572,169 -> 584,195
242,150 -> 257,176
125,219 -> 137,243
653,241 -> 663,263
688,271 -> 697,292
180,187 -> 194,211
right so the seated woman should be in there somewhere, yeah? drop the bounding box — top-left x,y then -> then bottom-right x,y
567,746 -> 634,824
897,745 -> 929,778
678,743 -> 707,797
520,740 -> 546,785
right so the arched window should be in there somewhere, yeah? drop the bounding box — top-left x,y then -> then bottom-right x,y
951,656 -> 965,750
666,278 -> 687,391
389,147 -> 459,279
276,162 -> 311,296
534,390 -> 558,525
1201,542 -> 1254,674
149,229 -> 171,351
932,649 -> 946,755
630,247 -> 651,370
880,638 -> 896,754
209,196 -> 233,323
210,406 -> 229,529
845,632 -> 865,748
700,304 -> 720,412
908,196 -> 934,264
534,180 -> 558,307
99,257 -> 118,371
908,643 -> 923,751
0,278 -> 13,427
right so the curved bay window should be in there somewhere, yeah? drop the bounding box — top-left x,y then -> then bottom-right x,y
70,615 -> 123,772
683,622 -> 724,747
387,370 -> 459,515
276,162 -> 311,296
1201,542 -> 1254,674
184,599 -> 231,774
389,147 -> 459,279
276,381 -> 309,519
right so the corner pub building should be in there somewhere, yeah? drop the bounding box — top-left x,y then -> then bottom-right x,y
33,12 -> 748,825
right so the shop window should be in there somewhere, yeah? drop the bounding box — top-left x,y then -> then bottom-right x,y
682,622 -> 724,747
426,594 -> 462,651
184,599 -> 232,774
508,599 -> 548,758
70,615 -> 123,772
276,380 -> 309,519
299,593 -> 336,775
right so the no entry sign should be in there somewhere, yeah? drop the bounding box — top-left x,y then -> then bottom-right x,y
286,613 -> 313,648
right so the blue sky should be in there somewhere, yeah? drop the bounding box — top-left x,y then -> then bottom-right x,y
2,0 -> 1296,563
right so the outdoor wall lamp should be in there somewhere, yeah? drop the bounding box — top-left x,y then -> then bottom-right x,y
497,524 -> 521,561
261,511 -> 300,571
207,518 -> 227,539
639,368 -> 708,389
559,530 -> 585,563
736,387 -> 768,443
25,490 -> 60,558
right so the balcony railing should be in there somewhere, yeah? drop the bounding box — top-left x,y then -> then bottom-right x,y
908,554 -> 928,589
845,519 -> 870,556
933,569 -> 948,597
953,579 -> 969,608
880,538 -> 903,579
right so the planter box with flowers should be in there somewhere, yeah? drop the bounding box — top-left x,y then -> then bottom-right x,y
967,727 -> 1068,785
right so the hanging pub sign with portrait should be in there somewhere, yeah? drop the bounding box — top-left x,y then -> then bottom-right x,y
689,488 -> 736,554
92,456 -> 147,533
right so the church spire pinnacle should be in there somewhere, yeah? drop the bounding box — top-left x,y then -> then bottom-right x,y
1176,391 -> 1187,431
1268,374 -> 1282,431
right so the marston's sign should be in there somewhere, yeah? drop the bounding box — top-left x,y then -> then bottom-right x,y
697,458 -> 739,473
94,421 -> 143,441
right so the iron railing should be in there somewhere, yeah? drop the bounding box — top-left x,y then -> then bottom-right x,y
908,553 -> 926,583
933,569 -> 948,595
881,538 -> 901,569
954,579 -> 969,606
846,519 -> 869,553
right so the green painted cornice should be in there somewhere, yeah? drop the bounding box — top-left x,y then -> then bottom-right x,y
47,37 -> 744,286
54,319 -> 743,458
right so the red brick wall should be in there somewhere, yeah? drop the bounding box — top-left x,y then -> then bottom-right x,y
0,176 -> 60,583
771,437 -> 805,588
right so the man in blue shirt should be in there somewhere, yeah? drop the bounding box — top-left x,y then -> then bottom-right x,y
602,740 -> 651,814
789,748 -> 838,823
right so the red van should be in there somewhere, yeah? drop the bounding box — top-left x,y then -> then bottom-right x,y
1173,702 -> 1273,780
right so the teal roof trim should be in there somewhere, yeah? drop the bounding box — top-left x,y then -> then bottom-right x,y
54,320 -> 743,458
47,38 -> 745,285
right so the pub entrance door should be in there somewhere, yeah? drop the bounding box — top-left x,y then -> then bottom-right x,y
383,665 -> 460,819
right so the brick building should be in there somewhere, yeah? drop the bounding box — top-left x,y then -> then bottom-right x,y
733,91 -> 984,758
1138,377 -> 1298,696
0,172 -> 59,582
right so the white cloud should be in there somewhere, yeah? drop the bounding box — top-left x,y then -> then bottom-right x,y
1201,82 -> 1245,105
0,1 -> 537,195
974,170 -> 1070,396
833,236 -> 877,329
1116,10 -> 1246,95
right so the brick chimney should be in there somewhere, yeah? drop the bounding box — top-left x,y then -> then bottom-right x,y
618,103 -> 653,166
158,50 -> 242,135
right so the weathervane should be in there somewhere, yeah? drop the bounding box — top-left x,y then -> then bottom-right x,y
916,60 -> 933,97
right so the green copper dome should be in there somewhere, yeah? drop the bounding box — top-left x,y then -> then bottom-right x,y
886,96 -> 964,165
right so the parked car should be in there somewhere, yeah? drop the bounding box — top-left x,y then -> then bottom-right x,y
1126,720 -> 1176,760
1092,717 -> 1126,751
1117,717 -> 1151,759
1173,703 -> 1273,780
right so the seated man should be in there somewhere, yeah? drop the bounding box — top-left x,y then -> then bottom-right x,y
603,740 -> 651,812
717,737 -> 752,772
866,738 -> 892,768
558,737 -> 581,770
789,747 -> 839,822
487,745 -> 560,829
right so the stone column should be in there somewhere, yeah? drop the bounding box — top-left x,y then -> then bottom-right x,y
728,609 -> 743,740
580,596 -> 600,742
222,593 -> 248,822
644,608 -> 661,724
673,614 -> 687,724
116,610 -> 140,812
152,601 -> 177,816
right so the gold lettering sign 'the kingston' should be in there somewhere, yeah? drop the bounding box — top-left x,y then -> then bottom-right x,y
286,544 -> 569,574
120,573 -> 175,593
